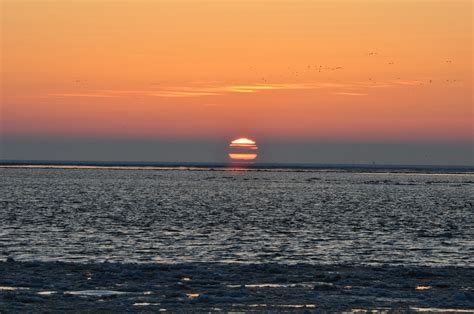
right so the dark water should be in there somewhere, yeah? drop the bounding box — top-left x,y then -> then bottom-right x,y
0,168 -> 473,266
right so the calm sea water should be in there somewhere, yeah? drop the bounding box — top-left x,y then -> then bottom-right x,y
0,167 -> 472,266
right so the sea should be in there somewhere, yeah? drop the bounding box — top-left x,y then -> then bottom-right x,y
1,164 -> 472,266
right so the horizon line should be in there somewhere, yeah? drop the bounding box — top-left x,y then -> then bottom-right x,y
1,159 -> 473,172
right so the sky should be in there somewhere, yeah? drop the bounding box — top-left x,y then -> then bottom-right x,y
1,0 -> 473,165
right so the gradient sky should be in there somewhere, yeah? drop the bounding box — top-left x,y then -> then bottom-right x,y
1,0 -> 473,164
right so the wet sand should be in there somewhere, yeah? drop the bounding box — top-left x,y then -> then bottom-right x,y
0,260 -> 473,312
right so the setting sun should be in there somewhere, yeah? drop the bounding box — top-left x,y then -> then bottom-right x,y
228,153 -> 258,161
231,138 -> 256,145
228,138 -> 258,161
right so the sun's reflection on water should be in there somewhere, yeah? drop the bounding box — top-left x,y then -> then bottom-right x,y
410,308 -> 474,313
415,285 -> 432,290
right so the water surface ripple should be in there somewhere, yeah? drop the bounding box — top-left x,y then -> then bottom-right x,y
0,168 -> 472,266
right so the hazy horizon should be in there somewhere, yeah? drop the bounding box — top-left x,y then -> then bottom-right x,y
1,136 -> 472,166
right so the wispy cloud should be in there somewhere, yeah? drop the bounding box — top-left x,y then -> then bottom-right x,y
333,92 -> 368,96
149,91 -> 220,97
391,80 -> 424,86
48,93 -> 117,98
47,79 -> 426,99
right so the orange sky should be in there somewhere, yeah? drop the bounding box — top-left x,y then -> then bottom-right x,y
2,0 -> 473,142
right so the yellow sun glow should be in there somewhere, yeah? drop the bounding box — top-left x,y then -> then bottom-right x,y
228,138 -> 258,161
231,138 -> 256,145
228,153 -> 258,161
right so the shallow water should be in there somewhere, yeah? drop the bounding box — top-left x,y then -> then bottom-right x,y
0,168 -> 473,266
0,261 -> 473,311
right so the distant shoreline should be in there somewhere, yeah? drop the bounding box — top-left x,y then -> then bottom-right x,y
0,160 -> 473,174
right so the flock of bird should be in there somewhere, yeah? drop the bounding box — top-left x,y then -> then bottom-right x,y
246,52 -> 461,86
72,52 -> 461,88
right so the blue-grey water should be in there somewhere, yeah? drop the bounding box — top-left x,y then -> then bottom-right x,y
0,167 -> 473,266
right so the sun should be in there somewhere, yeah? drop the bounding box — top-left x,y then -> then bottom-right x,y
228,137 -> 258,161
230,138 -> 256,146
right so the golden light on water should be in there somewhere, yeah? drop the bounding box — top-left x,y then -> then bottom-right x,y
415,285 -> 433,291
186,293 -> 200,299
